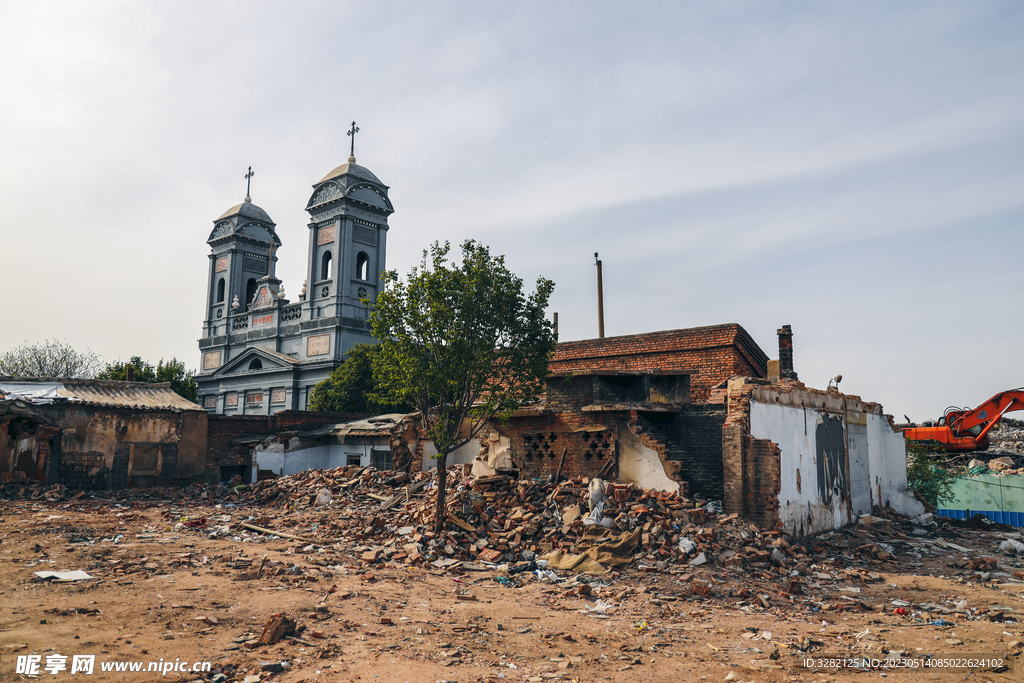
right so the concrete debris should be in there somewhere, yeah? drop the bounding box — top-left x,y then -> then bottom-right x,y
4,456 -> 1021,683
988,457 -> 1016,472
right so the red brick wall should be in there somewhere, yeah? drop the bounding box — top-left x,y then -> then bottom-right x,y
496,411 -> 618,481
269,410 -> 369,431
721,383 -> 781,530
551,324 -> 768,403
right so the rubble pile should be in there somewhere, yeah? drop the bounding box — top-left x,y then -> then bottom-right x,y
214,467 -> 1019,596
987,417 -> 1024,458
0,478 -> 245,503
10,460 -> 1024,614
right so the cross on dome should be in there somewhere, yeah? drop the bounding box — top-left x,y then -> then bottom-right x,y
244,166 -> 255,203
347,121 -> 359,162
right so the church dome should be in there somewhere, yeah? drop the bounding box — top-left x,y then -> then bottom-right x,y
318,161 -> 383,186
217,198 -> 275,225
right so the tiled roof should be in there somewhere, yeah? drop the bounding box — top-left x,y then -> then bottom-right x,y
552,324 -> 768,371
0,377 -> 204,412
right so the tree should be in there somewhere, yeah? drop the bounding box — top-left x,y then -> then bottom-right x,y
370,240 -> 556,534
96,356 -> 199,403
0,339 -> 103,378
308,343 -> 412,414
905,438 -> 958,509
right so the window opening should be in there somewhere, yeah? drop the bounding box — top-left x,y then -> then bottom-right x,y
321,251 -> 333,281
356,252 -> 369,280
371,449 -> 392,471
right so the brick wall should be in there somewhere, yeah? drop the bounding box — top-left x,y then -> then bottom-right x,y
59,451 -> 108,490
720,382 -> 781,529
636,406 -> 727,500
743,436 -> 781,529
496,412 -> 618,481
269,410 -> 369,431
550,324 -> 768,403
206,415 -> 269,483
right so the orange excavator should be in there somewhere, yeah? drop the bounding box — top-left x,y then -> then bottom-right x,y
902,389 -> 1024,452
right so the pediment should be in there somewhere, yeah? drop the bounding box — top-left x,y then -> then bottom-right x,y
307,181 -> 344,209
213,348 -> 298,376
347,184 -> 391,211
236,223 -> 280,244
208,220 -> 232,241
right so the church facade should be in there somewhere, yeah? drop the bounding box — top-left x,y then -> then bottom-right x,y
196,148 -> 392,415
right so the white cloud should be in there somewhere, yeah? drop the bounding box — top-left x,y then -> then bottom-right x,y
0,1 -> 1021,420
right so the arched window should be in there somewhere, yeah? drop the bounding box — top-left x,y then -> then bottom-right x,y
216,278 -> 225,303
248,358 -> 263,371
245,278 -> 257,310
321,251 -> 332,281
356,252 -> 369,280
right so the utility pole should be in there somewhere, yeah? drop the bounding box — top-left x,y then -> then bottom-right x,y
595,252 -> 605,339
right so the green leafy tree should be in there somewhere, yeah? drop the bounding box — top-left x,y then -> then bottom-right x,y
308,343 -> 412,414
370,240 -> 556,534
97,356 -> 199,403
0,339 -> 103,378
905,438 -> 958,508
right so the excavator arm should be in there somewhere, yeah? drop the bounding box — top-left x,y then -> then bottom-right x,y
947,389 -> 1024,440
903,388 -> 1024,452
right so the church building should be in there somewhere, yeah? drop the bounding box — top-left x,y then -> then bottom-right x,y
196,129 -> 392,415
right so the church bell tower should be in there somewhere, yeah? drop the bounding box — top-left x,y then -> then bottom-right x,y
202,167 -> 281,340
303,122 -> 393,334
196,126 -> 393,415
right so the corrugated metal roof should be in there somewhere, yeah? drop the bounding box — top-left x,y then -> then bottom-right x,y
304,413 -> 410,438
0,377 -> 203,412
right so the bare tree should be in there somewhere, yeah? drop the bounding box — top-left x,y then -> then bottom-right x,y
0,339 -> 104,378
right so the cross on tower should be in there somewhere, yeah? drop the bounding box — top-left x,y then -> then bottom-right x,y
347,121 -> 359,161
244,166 -> 255,200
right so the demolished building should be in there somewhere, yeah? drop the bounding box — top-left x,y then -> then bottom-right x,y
247,414 -> 416,480
0,377 -> 208,489
468,324 -> 923,535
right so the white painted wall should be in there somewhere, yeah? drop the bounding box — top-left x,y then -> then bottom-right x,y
750,400 -> 922,535
253,439 -> 392,482
750,401 -> 850,536
421,440 -> 481,470
472,436 -> 513,477
866,413 -> 924,517
616,423 -> 679,493
255,444 -> 333,480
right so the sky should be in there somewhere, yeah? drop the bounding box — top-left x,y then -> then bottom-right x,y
0,1 -> 1021,422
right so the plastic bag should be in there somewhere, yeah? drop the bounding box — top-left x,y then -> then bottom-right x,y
999,539 -> 1024,553
678,537 -> 696,554
588,478 -> 607,511
583,500 -> 605,526
585,599 -> 614,614
704,500 -> 724,514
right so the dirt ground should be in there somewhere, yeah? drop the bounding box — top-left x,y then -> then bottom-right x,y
2,499 -> 1023,683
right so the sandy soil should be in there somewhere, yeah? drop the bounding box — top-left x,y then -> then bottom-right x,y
2,500 -> 1023,683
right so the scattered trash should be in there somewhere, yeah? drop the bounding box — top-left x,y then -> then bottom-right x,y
999,539 -> 1024,554
33,570 -> 95,582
